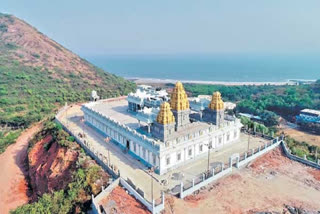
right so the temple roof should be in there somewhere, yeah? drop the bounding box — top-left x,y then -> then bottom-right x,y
170,81 -> 190,111
156,102 -> 175,125
208,91 -> 224,110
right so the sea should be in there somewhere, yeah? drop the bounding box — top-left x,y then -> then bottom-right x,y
86,54 -> 320,83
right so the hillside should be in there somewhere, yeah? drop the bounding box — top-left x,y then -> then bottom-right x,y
0,13 -> 135,152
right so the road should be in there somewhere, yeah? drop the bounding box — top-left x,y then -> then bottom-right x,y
0,123 -> 42,214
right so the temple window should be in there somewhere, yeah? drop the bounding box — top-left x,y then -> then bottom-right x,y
166,156 -> 171,165
177,152 -> 181,161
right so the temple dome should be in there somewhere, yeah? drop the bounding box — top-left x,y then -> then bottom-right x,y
170,81 -> 190,111
208,91 -> 224,110
156,102 -> 175,125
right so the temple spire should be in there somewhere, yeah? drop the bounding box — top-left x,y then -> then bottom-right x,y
170,81 -> 189,111
156,102 -> 175,125
208,91 -> 224,111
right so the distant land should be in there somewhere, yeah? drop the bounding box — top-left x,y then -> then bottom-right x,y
87,54 -> 320,83
131,78 -> 298,86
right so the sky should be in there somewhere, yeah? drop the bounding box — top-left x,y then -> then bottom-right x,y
1,0 -> 320,56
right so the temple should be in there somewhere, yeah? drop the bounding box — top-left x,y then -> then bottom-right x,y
82,82 -> 242,175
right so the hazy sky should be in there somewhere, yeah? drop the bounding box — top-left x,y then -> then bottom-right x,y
2,0 -> 320,56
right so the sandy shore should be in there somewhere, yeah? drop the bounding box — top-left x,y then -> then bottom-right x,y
130,78 -> 297,86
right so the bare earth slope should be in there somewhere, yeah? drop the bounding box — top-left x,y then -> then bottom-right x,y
0,124 -> 42,214
165,148 -> 320,214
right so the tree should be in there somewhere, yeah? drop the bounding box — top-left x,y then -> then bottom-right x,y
261,110 -> 279,126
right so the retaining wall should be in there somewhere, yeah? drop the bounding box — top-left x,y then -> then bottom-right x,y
281,141 -> 320,170
237,140 -> 281,168
180,138 -> 282,199
180,167 -> 232,199
120,178 -> 165,214
91,178 -> 120,214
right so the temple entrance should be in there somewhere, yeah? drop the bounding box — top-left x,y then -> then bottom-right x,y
126,140 -> 130,151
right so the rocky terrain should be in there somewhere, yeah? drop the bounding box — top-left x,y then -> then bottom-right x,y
27,135 -> 79,200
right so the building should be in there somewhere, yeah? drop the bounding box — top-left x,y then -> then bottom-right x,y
239,113 -> 262,122
82,82 -> 242,175
127,85 -> 169,112
296,109 -> 320,124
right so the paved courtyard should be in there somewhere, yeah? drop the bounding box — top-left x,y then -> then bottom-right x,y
57,103 -> 269,201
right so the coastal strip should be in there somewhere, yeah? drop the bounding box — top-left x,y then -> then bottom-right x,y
128,77 -> 304,86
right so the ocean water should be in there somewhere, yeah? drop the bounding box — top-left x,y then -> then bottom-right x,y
86,54 -> 320,82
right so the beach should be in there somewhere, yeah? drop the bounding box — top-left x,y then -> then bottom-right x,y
130,78 -> 297,86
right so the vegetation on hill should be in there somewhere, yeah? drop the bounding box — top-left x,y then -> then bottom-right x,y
0,13 -> 135,153
286,136 -> 320,162
184,82 -> 320,125
12,120 -> 109,214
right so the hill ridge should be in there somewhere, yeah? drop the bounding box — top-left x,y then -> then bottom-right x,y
0,12 -> 135,152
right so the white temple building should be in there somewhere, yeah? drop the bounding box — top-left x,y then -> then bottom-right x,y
82,82 -> 242,175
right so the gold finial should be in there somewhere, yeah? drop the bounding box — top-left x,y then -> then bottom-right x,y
157,102 -> 175,125
170,81 -> 190,111
208,91 -> 224,110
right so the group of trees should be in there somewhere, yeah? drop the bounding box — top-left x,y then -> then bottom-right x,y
184,82 -> 320,128
240,116 -> 275,136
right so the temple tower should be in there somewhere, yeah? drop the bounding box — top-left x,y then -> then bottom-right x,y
203,91 -> 225,126
170,82 -> 190,131
151,102 -> 176,141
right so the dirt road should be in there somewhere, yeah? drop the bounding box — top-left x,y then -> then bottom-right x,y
278,123 -> 320,147
0,124 -> 42,214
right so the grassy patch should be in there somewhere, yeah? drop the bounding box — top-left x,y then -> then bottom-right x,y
0,129 -> 22,153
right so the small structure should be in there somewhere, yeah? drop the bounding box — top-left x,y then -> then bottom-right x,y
127,85 -> 169,112
91,90 -> 100,101
239,113 -> 262,122
296,109 -> 320,124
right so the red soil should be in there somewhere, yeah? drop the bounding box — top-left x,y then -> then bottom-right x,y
28,135 -> 79,200
99,186 -> 150,214
249,147 -> 291,174
308,168 -> 320,181
165,147 -> 320,214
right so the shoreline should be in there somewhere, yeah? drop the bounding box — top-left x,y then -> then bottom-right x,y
128,77 -> 300,86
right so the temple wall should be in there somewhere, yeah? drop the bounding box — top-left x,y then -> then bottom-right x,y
82,106 -> 161,170
158,122 -> 241,174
